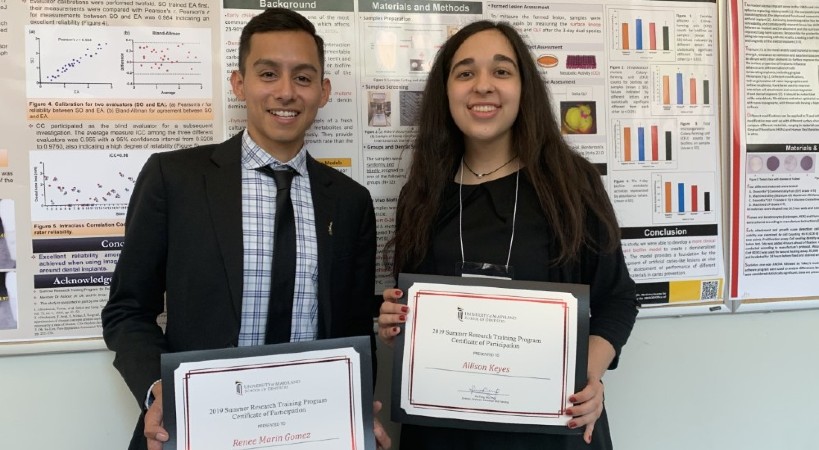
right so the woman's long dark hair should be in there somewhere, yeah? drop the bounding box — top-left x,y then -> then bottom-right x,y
386,20 -> 620,275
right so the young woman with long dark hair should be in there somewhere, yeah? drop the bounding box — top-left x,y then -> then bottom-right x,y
378,21 -> 638,449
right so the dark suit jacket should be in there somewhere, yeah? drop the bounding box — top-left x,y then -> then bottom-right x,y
101,133 -> 377,449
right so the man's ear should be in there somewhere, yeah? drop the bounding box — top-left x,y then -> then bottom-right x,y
319,77 -> 332,107
230,70 -> 246,101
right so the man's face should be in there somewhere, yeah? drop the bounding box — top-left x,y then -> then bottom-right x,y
231,30 -> 330,160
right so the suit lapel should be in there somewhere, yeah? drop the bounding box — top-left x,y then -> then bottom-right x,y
205,133 -> 244,321
307,155 -> 335,338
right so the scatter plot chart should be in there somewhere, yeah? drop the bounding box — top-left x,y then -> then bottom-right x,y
26,26 -> 212,99
126,28 -> 212,91
26,26 -> 116,95
44,41 -> 111,84
30,150 -> 152,221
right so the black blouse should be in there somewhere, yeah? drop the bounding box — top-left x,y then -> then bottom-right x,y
401,170 -> 638,450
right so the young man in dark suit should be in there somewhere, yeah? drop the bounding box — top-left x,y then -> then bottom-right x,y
102,8 -> 389,450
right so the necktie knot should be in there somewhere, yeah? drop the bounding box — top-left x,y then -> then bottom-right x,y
271,167 -> 295,192
256,165 -> 295,191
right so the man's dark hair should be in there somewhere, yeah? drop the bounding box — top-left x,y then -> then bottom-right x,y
238,8 -> 325,76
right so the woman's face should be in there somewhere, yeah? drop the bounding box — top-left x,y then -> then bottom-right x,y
446,29 -> 521,151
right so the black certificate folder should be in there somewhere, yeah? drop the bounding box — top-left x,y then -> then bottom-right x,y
392,273 -> 590,435
161,336 -> 375,450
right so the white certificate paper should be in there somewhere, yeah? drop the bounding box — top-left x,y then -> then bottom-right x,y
401,282 -> 578,427
173,347 -> 365,450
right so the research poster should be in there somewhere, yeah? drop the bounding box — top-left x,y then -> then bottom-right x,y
0,0 -> 724,344
729,0 -> 819,304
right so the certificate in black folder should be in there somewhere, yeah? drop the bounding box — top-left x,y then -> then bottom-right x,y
391,273 -> 590,435
161,336 -> 374,450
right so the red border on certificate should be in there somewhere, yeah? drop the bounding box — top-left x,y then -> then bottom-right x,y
729,0 -> 742,299
407,290 -> 570,418
179,356 -> 359,450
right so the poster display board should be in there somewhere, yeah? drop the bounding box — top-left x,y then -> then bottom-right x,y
0,0 -> 749,351
728,0 -> 819,311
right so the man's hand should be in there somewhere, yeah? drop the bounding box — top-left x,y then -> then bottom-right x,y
145,381 -> 169,450
373,400 -> 392,449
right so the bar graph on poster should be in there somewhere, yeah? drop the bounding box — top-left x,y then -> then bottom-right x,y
652,173 -> 716,224
609,8 -> 675,60
612,119 -> 678,170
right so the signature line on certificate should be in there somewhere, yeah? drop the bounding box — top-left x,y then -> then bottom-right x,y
425,367 -> 551,381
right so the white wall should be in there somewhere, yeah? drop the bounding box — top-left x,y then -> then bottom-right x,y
605,308 -> 819,450
1,308 -> 818,449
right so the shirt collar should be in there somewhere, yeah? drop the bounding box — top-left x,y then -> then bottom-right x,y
240,129 -> 309,177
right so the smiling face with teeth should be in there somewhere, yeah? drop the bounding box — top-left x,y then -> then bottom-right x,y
446,29 -> 521,154
231,30 -> 331,161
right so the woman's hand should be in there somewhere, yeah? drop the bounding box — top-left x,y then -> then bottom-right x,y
566,377 -> 605,444
377,288 -> 407,348
566,335 -> 615,444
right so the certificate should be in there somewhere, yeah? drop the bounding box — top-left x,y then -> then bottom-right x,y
161,337 -> 375,450
391,274 -> 589,435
